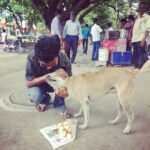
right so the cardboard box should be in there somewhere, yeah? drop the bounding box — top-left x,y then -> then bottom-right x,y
116,39 -> 127,52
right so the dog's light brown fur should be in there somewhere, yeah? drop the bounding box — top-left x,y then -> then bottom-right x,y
47,60 -> 150,134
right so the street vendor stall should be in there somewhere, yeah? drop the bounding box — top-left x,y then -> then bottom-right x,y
101,31 -> 132,65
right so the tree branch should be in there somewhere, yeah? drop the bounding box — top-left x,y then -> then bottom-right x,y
79,3 -> 99,23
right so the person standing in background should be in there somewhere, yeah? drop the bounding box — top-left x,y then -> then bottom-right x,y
104,22 -> 114,39
131,1 -> 150,68
125,15 -> 135,51
1,28 -> 7,48
90,18 -> 103,61
105,22 -> 114,31
51,10 -> 63,41
63,11 -> 82,64
119,18 -> 127,39
82,24 -> 90,54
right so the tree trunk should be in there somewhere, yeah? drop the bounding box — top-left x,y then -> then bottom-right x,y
32,0 -> 96,29
26,21 -> 34,34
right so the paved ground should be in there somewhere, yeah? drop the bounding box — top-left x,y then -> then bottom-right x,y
0,45 -> 150,150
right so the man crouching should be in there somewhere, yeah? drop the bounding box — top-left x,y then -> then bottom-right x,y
25,34 -> 72,119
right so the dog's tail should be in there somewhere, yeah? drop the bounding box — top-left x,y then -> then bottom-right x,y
139,59 -> 150,74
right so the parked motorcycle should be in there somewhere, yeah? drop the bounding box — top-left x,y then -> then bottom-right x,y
3,39 -> 17,52
3,35 -> 36,54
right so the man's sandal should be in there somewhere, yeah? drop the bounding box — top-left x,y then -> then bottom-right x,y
36,104 -> 47,112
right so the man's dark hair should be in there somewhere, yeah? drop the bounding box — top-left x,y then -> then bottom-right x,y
128,15 -> 135,21
2,28 -> 6,32
106,22 -> 112,27
70,11 -> 77,17
93,18 -> 98,23
139,1 -> 150,11
34,35 -> 60,63
85,24 -> 88,27
120,18 -> 127,23
56,9 -> 62,15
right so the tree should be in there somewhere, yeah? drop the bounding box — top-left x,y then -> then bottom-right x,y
81,0 -> 131,29
31,0 -> 114,29
0,0 -> 43,34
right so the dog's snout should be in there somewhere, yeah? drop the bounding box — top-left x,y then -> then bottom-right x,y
46,75 -> 51,81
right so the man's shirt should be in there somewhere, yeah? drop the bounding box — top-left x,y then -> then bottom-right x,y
25,51 -> 72,81
63,20 -> 82,39
82,27 -> 90,40
132,13 -> 150,43
91,24 -> 102,42
51,16 -> 62,39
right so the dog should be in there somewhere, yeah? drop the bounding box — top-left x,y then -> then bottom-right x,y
46,60 -> 150,134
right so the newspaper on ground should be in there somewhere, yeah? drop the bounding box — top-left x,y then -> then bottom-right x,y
40,119 -> 77,149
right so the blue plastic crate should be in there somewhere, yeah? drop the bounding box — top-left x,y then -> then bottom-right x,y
111,52 -> 132,65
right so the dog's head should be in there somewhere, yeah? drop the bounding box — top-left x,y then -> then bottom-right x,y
46,69 -> 67,89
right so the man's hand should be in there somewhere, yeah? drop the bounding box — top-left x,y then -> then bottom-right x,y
55,87 -> 68,97
140,40 -> 146,48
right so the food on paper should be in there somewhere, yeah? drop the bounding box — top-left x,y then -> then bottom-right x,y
40,119 -> 77,149
57,121 -> 73,138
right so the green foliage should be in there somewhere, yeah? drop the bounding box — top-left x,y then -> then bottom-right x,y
84,0 -> 132,30
0,0 -> 44,28
84,6 -> 109,28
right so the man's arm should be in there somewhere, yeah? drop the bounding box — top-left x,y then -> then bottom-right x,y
55,17 -> 62,39
59,52 -> 72,76
26,75 -> 47,88
141,15 -> 150,47
26,70 -> 67,88
62,21 -> 68,39
98,25 -> 103,33
25,55 -> 47,88
141,31 -> 149,47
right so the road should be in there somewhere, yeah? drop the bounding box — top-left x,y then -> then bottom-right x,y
0,47 -> 150,150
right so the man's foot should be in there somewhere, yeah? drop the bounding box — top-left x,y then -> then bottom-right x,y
60,111 -> 72,120
36,104 -> 47,112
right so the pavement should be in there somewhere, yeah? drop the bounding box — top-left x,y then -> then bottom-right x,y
0,45 -> 150,150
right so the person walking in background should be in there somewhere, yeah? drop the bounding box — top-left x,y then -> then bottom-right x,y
131,1 -> 150,68
1,28 -> 7,48
90,18 -> 103,61
16,29 -> 22,44
82,24 -> 90,54
50,10 -> 63,41
25,35 -> 72,119
125,15 -> 135,51
63,11 -> 82,64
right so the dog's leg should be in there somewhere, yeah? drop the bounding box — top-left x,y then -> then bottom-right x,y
73,107 -> 83,117
78,97 -> 90,130
119,96 -> 134,134
122,101 -> 134,134
108,99 -> 122,125
118,82 -> 134,134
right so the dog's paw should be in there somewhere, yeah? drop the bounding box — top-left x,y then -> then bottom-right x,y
78,124 -> 87,130
123,127 -> 131,134
108,120 -> 118,125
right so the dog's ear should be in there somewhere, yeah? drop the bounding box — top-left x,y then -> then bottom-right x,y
55,69 -> 68,79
